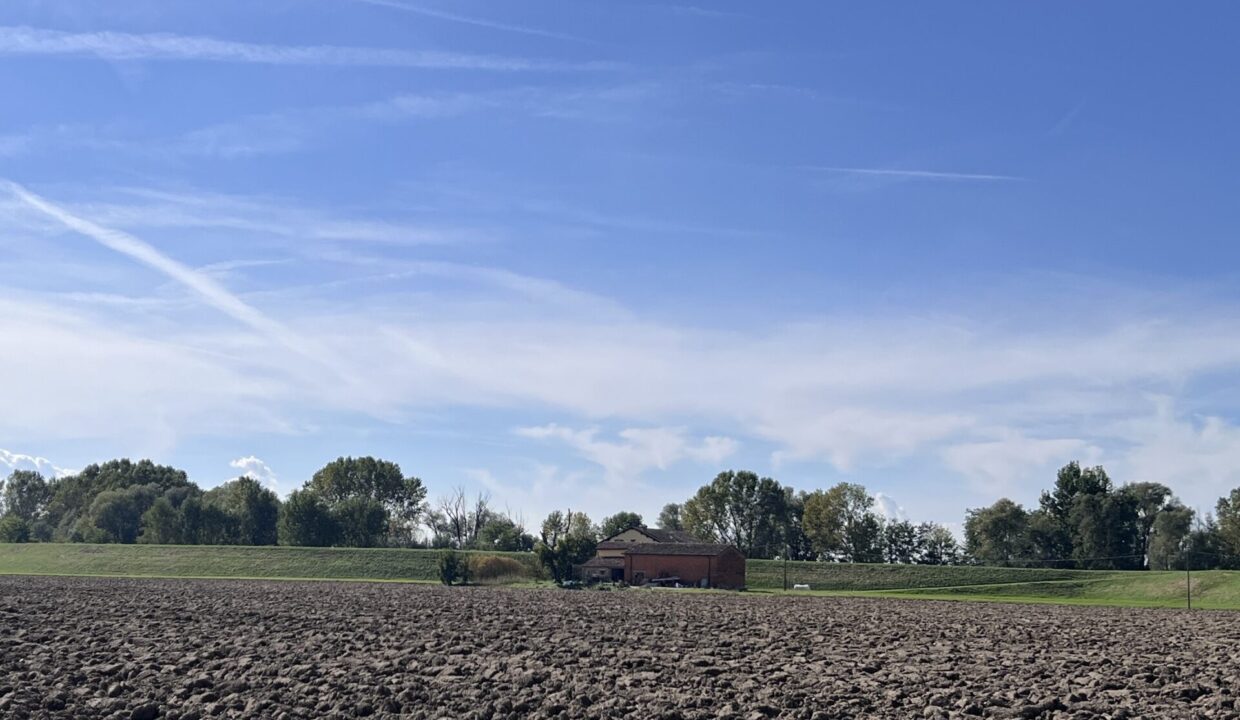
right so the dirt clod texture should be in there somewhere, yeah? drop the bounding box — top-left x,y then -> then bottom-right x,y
2,576 -> 1238,719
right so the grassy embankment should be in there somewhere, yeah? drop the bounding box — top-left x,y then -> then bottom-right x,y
0,543 -> 542,583
2,543 -> 1237,609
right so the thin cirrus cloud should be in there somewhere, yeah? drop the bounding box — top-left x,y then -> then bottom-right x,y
809,166 -> 1026,182
3,180 -> 345,381
347,0 -> 589,43
0,25 -> 613,71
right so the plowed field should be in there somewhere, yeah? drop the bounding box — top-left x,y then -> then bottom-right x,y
1,576 -> 1237,719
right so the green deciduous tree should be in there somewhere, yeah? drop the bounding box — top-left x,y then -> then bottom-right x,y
802,483 -> 883,562
535,510 -> 597,583
657,503 -> 683,531
1041,462 -> 1113,520
782,489 -> 815,561
475,514 -> 535,551
1068,490 -> 1141,570
204,477 -> 280,546
139,497 -> 183,545
0,515 -> 30,543
882,519 -> 918,564
333,497 -> 388,548
1148,502 -> 1194,570
1216,487 -> 1240,565
682,470 -> 788,558
964,498 -> 1030,567
2,471 -> 52,522
77,484 -> 161,544
307,457 -> 427,544
1121,482 -> 1174,567
278,489 -> 339,547
599,511 -> 644,538
48,459 -> 192,541
916,522 -> 960,565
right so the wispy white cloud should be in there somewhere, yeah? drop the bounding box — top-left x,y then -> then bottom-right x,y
1109,399 -> 1240,511
768,408 -> 973,471
0,449 -> 73,479
515,424 -> 737,485
809,166 -> 1025,182
941,431 -> 1101,496
0,296 -> 298,450
77,186 -> 483,246
873,492 -> 909,523
12,183 -> 1240,520
0,25 -> 611,71
230,455 -> 279,490
348,0 -> 588,42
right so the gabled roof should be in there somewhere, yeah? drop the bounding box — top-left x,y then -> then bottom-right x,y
640,528 -> 702,543
600,526 -> 703,544
624,543 -> 738,557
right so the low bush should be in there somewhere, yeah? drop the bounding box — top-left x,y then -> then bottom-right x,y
437,550 -> 471,585
471,554 -> 527,583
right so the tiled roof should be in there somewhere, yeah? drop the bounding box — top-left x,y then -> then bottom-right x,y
580,556 -> 625,568
641,528 -> 703,543
623,543 -> 738,557
600,527 -> 705,544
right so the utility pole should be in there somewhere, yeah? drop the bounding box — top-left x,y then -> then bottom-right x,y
783,543 -> 789,592
1186,563 -> 1192,611
1180,539 -> 1193,611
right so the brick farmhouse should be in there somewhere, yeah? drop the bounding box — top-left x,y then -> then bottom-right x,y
578,526 -> 746,589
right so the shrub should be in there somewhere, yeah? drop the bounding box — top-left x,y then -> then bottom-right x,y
471,555 -> 527,583
0,515 -> 31,543
438,550 -> 472,585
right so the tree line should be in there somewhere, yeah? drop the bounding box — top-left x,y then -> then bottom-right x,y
2,457 -> 1239,571
0,457 -> 433,549
654,470 -> 960,564
963,462 -> 1240,570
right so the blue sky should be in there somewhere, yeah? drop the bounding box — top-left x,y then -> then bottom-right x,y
3,1 -> 1240,531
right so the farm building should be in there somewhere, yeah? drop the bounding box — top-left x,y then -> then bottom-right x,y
580,526 -> 703,582
623,543 -> 746,590
578,526 -> 746,589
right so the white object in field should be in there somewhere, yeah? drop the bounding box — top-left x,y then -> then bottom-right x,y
793,584 -> 810,590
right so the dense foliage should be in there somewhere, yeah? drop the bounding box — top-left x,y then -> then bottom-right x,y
534,510 -> 598,582
3,456 -> 1239,571
965,462 -> 1239,570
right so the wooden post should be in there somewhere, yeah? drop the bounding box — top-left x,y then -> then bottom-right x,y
1186,564 -> 1192,611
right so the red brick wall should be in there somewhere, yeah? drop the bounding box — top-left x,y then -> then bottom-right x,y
712,549 -> 746,589
625,551 -> 746,590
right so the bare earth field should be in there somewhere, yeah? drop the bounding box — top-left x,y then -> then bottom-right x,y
1,577 -> 1238,720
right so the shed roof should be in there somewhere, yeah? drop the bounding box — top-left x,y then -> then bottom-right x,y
580,556 -> 625,568
623,543 -> 739,557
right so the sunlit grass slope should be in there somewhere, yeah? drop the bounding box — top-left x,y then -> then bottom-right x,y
871,570 -> 1240,610
3,544 -> 1237,609
0,543 -> 541,582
